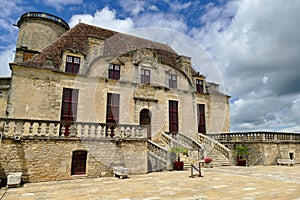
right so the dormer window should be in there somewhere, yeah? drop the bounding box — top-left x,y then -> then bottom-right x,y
141,69 -> 150,84
169,74 -> 177,89
196,79 -> 204,93
66,55 -> 80,74
108,64 -> 120,80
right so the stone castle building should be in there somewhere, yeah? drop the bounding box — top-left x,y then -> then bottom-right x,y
0,12 -> 231,182
8,12 -> 230,136
0,12 -> 299,185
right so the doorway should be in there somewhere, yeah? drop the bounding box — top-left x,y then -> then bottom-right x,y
140,109 -> 151,139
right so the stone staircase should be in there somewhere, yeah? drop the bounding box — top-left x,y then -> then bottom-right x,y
198,133 -> 232,167
147,132 -> 232,172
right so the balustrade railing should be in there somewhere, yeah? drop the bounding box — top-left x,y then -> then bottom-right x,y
0,118 -> 147,139
207,132 -> 300,142
147,140 -> 169,161
164,132 -> 203,151
198,133 -> 231,161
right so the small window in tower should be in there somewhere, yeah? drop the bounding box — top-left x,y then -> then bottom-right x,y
66,55 -> 80,74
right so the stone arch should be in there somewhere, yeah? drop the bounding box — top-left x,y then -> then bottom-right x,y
140,109 -> 152,139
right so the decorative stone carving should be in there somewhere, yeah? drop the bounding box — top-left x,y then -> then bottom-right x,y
132,49 -> 158,68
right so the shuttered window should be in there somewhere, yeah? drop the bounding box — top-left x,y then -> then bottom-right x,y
169,100 -> 178,132
106,93 -> 120,124
197,104 -> 206,134
61,88 -> 78,122
71,151 -> 87,175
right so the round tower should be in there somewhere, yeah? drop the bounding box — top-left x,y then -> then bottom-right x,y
14,12 -> 70,62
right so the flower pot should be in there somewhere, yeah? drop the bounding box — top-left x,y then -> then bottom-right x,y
204,162 -> 213,168
173,161 -> 184,170
237,159 -> 246,166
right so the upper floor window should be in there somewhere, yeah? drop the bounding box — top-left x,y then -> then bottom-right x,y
169,74 -> 177,89
141,69 -> 150,84
66,55 -> 80,74
106,93 -> 120,124
169,100 -> 179,133
196,79 -> 204,93
61,88 -> 79,122
108,64 -> 120,80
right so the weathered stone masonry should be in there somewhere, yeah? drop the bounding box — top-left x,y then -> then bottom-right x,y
0,137 -> 147,182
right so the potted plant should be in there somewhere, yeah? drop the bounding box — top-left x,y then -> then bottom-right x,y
204,157 -> 213,168
234,145 -> 249,166
171,146 -> 188,170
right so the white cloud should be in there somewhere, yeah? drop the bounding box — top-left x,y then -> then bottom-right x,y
69,7 -> 134,33
0,0 -> 23,18
192,0 -> 300,132
135,13 -> 187,32
119,0 -> 146,16
0,46 -> 14,77
42,0 -> 83,11
169,1 -> 192,11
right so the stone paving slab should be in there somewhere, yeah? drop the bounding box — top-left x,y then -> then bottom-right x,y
1,165 -> 300,200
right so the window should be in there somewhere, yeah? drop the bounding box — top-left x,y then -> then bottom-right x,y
169,100 -> 178,132
108,64 -> 120,80
66,55 -> 80,73
197,104 -> 206,134
169,74 -> 177,89
196,79 -> 204,93
60,88 -> 78,136
71,151 -> 87,175
141,69 -> 150,84
106,93 -> 120,124
61,88 -> 79,122
23,52 -> 36,61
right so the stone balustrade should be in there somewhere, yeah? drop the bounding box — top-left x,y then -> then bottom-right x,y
207,132 -> 300,143
147,140 -> 169,161
198,133 -> 231,161
0,118 -> 147,139
164,132 -> 203,151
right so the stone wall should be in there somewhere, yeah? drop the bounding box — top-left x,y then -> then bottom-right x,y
0,137 -> 147,182
223,142 -> 300,166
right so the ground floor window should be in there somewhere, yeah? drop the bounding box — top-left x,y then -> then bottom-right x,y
71,151 -> 87,175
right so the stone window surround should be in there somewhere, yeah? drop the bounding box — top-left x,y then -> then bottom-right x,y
61,52 -> 84,74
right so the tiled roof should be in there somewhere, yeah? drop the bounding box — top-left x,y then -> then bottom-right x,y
18,23 -> 179,69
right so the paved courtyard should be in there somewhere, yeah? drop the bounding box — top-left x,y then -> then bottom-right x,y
1,165 -> 300,200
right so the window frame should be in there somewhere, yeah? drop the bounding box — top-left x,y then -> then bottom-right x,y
106,93 -> 120,124
141,68 -> 151,85
108,64 -> 121,80
197,104 -> 206,134
71,150 -> 87,175
196,79 -> 204,93
65,55 -> 80,74
169,100 -> 179,133
61,88 -> 79,122
168,74 -> 177,89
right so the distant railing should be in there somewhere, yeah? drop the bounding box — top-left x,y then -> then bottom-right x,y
207,132 -> 300,143
0,118 -> 147,139
19,12 -> 70,29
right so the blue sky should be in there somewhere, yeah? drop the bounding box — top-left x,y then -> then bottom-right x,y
1,0 -> 300,133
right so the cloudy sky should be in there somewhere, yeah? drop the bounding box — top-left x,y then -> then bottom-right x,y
1,0 -> 300,133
